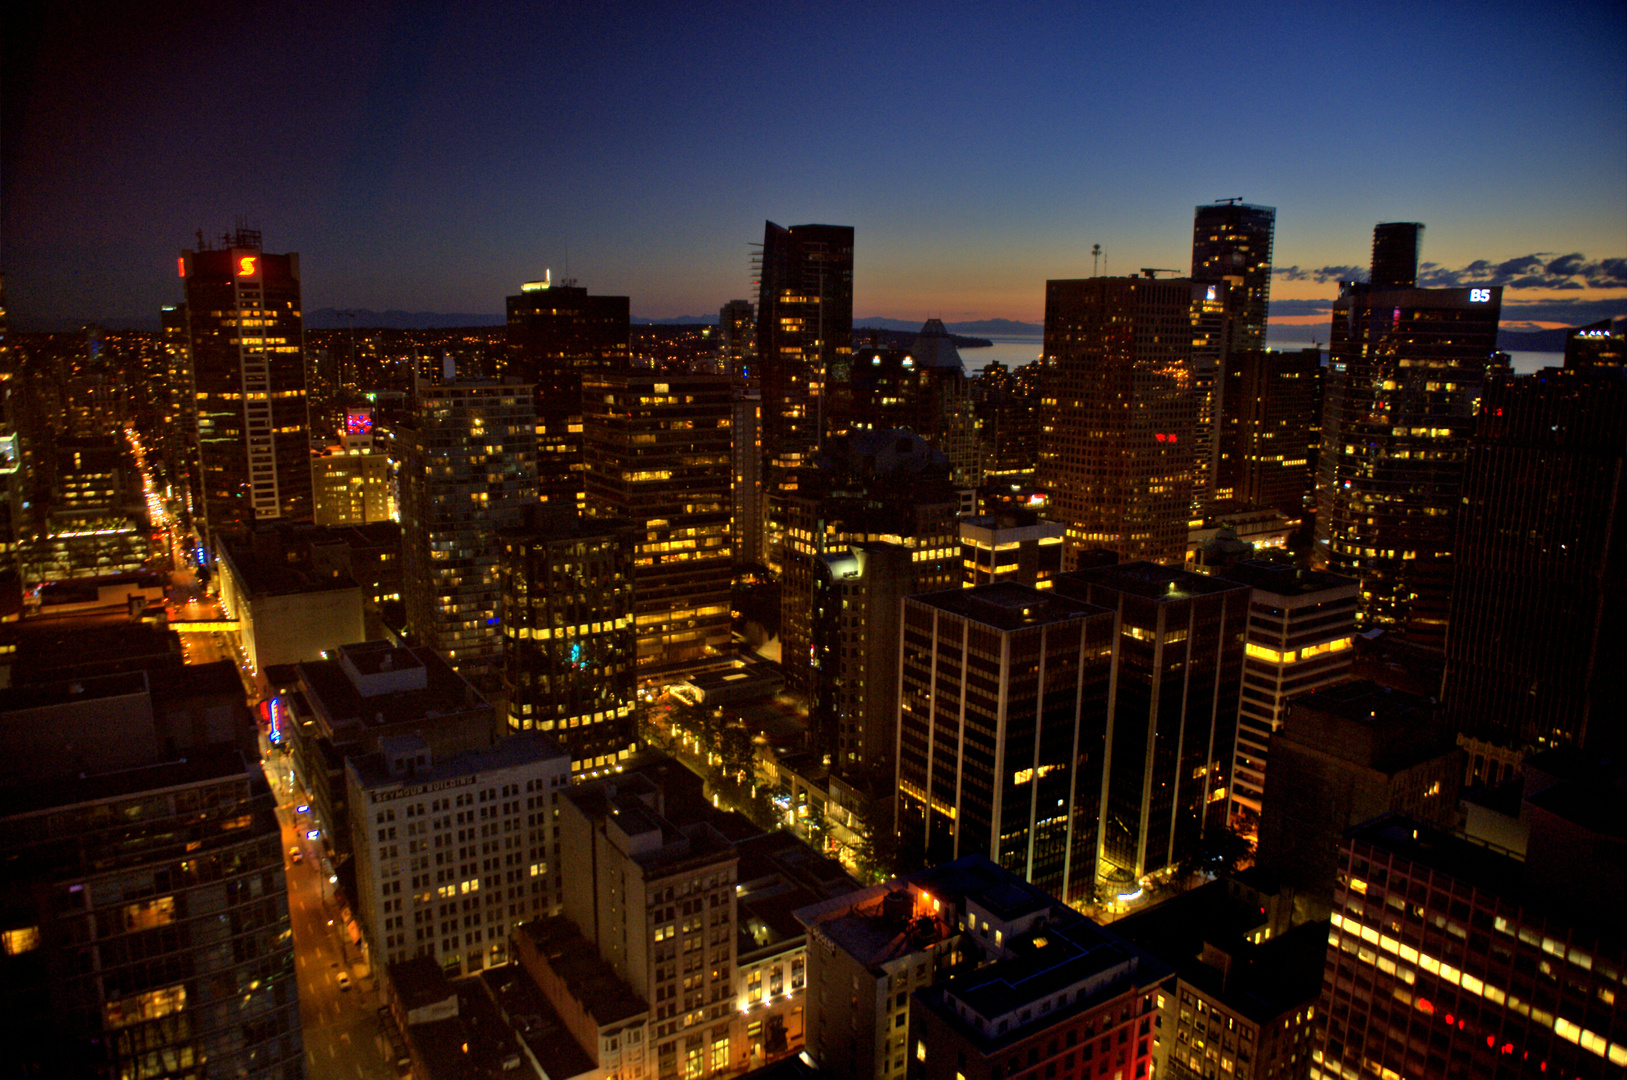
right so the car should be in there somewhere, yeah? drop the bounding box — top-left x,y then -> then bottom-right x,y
337,972 -> 351,991
289,847 -> 303,864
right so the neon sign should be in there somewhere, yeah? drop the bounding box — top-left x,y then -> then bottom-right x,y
1155,433 -> 1179,443
345,411 -> 374,436
237,255 -> 259,277
1468,288 -> 1490,302
177,256 -> 187,278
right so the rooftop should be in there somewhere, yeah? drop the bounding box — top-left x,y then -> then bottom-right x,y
1220,559 -> 1357,597
517,917 -> 649,1025
481,965 -> 598,1080
299,645 -> 488,739
0,744 -> 258,819
910,582 -> 1111,632
220,536 -> 362,597
349,731 -> 567,792
1054,560 -> 1250,603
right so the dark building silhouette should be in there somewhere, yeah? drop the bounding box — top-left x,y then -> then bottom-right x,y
719,298 -> 755,376
1369,221 -> 1425,288
1442,366 -> 1627,771
754,222 -> 854,566
1049,562 -> 1248,898
973,359 -> 1044,485
837,320 -> 982,488
582,370 -> 734,677
505,277 -> 630,510
1216,348 -> 1323,514
896,586 -> 1116,904
180,227 -> 312,542
1564,317 -> 1625,369
1040,275 -> 1217,566
1316,224 -> 1502,646
500,507 -> 638,775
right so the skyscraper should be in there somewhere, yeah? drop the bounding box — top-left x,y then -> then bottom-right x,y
1315,224 -> 1501,644
896,584 -> 1115,904
1369,221 -> 1425,288
1441,366 -> 1627,768
399,377 -> 537,692
1050,562 -> 1249,898
1040,274 -> 1214,566
754,222 -> 854,564
719,298 -> 755,376
499,507 -> 639,774
1215,347 -> 1323,514
505,277 -> 631,510
1191,200 -> 1276,353
582,370 -> 734,677
180,226 -> 312,543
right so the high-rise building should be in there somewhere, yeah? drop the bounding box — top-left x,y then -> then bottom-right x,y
1192,201 -> 1276,354
958,512 -> 1067,588
1369,221 -> 1424,288
312,407 -> 393,526
838,321 -> 984,488
972,359 -> 1045,486
1441,366 -> 1627,769
1192,202 -> 1276,510
0,681 -> 300,1079
1564,317 -> 1625,369
897,584 -> 1116,904
754,222 -> 854,561
582,371 -> 734,678
399,378 -> 537,691
1315,803 -> 1627,1080
1254,681 -> 1459,920
719,299 -> 756,376
731,384 -> 764,566
1215,348 -> 1323,514
1219,560 -> 1358,835
505,277 -> 631,510
1315,224 -> 1502,645
1049,562 -> 1248,897
347,730 -> 570,976
1040,275 -> 1216,566
780,430 -> 959,713
179,227 -> 312,543
500,507 -> 639,774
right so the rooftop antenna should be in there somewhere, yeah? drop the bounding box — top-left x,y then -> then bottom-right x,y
1091,244 -> 1101,276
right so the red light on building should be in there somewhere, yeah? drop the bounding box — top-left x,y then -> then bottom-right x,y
237,255 -> 258,277
345,411 -> 374,436
1154,433 -> 1179,444
1417,998 -> 1434,1015
177,256 -> 186,278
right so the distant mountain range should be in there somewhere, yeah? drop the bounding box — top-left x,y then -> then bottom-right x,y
30,309 -> 1603,356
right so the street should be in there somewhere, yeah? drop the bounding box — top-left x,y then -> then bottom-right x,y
265,763 -> 397,1080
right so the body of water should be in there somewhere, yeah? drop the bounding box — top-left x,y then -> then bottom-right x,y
958,335 -> 1565,378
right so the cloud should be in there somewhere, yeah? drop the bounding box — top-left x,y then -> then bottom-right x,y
1298,251 -> 1627,291
1269,298 -> 1336,317
1275,264 -> 1365,284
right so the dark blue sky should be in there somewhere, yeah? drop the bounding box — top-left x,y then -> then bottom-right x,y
4,0 -> 1624,330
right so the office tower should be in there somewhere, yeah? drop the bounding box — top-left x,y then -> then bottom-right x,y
1192,201 -> 1276,510
216,528 -> 366,673
582,371 -> 734,677
780,430 -> 959,711
1049,563 -> 1248,897
1369,221 -> 1424,287
1315,806 -> 1626,1080
1216,348 -> 1323,514
732,384 -> 764,566
909,907 -> 1169,1080
505,276 -> 631,510
399,378 -> 537,692
347,730 -> 570,976
811,542 -> 914,779
1316,225 -> 1501,645
1442,367 -> 1627,770
312,407 -> 393,526
1217,559 -> 1358,835
19,437 -> 151,583
754,222 -> 854,561
1192,200 -> 1276,353
1255,681 -> 1459,920
0,701 -> 300,1078
958,512 -> 1066,588
499,507 -> 638,774
179,226 -> 312,542
1564,317 -> 1625,369
973,359 -> 1045,485
1040,275 -> 1214,567
557,774 -> 740,1080
897,584 -> 1116,904
719,299 -> 756,375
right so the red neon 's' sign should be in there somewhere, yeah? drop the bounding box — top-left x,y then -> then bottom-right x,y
237,255 -> 258,277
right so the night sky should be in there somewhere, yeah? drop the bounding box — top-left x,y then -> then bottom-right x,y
4,0 -> 1624,332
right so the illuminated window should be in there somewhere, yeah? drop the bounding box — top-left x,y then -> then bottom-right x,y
2,927 -> 39,955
